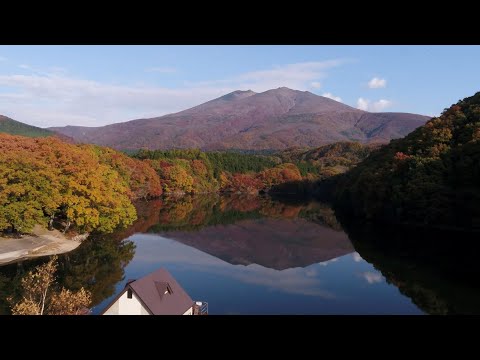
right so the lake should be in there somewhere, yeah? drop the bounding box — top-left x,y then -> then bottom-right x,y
1,194 -> 479,315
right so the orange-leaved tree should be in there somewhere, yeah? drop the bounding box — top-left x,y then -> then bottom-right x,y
94,146 -> 162,200
0,134 -> 139,234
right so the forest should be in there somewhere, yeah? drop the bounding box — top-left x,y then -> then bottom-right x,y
0,134 -> 161,235
133,143 -> 371,195
7,87 -> 480,238
335,91 -> 480,230
0,132 -> 369,236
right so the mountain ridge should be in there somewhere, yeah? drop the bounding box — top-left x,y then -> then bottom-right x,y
49,87 -> 430,151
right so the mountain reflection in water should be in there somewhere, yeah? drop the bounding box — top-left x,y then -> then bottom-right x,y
1,194 -> 477,315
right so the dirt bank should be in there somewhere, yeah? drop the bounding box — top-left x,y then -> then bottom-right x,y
0,225 -> 86,266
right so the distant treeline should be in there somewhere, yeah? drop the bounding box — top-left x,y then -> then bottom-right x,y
134,148 -> 279,177
131,143 -> 371,195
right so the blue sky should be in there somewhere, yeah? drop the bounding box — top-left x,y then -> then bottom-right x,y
0,45 -> 479,128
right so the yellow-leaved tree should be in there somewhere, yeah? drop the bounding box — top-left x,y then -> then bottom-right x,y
10,256 -> 91,315
0,134 -> 141,234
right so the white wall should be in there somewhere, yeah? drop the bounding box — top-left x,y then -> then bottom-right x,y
103,290 -> 150,315
183,307 -> 193,315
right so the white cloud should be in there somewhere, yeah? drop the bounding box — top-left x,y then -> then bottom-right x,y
371,99 -> 392,111
145,67 -> 177,73
0,74 -> 232,127
368,77 -> 386,89
0,56 -> 6,62
0,59 -> 347,127
232,264 -> 336,298
352,252 -> 363,262
357,97 -> 370,110
189,59 -> 346,92
318,257 -> 339,266
237,60 -> 343,88
131,234 -> 337,298
322,92 -> 342,102
361,271 -> 383,284
48,66 -> 68,75
305,268 -> 317,277
356,97 -> 392,112
310,81 -> 322,89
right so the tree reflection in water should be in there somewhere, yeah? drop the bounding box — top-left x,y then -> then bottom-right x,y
2,194 -> 479,315
0,236 -> 135,314
341,219 -> 480,315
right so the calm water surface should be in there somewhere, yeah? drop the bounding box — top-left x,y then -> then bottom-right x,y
1,194 -> 478,314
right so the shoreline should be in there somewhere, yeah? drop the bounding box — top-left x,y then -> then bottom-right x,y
0,225 -> 85,266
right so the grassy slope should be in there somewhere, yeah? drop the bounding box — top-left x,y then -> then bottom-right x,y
0,116 -> 55,138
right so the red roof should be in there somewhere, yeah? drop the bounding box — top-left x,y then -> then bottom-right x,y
128,268 -> 193,315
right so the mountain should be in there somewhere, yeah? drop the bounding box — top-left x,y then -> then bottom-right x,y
0,115 -> 73,142
50,87 -> 430,151
159,218 -> 353,270
335,91 -> 480,230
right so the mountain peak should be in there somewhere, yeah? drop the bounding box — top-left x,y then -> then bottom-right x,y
261,87 -> 313,98
51,87 -> 429,151
219,89 -> 256,101
270,86 -> 298,93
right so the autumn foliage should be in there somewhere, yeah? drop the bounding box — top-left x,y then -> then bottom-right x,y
95,146 -> 162,200
257,163 -> 302,189
10,256 -> 91,315
0,134 -> 161,234
221,173 -> 263,194
134,145 -> 371,195
0,133 -> 372,234
335,91 -> 480,229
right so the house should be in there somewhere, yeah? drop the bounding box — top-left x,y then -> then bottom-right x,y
101,268 -> 206,315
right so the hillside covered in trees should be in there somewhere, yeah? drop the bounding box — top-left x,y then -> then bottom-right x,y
0,134 -> 161,235
0,132 -> 370,236
278,142 -> 374,179
133,142 -> 371,195
0,115 -> 59,138
335,92 -> 480,230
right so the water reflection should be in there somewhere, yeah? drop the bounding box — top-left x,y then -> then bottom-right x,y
0,236 -> 135,314
153,217 -> 352,270
342,222 -> 480,315
127,234 -> 338,298
116,195 -> 352,270
1,194 -> 478,314
92,234 -> 418,315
